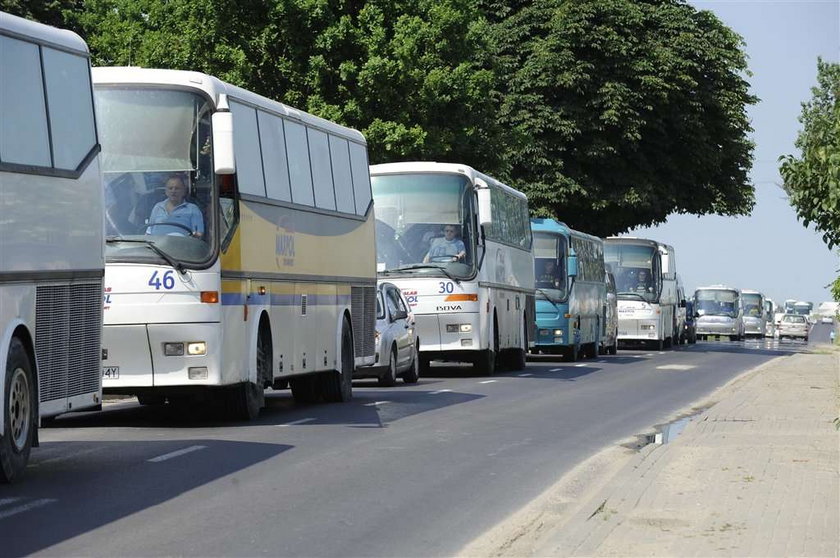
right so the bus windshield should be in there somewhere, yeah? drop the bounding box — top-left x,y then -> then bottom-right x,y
372,173 -> 475,279
605,243 -> 658,303
742,293 -> 763,317
695,289 -> 740,318
95,87 -> 216,266
533,232 -> 568,300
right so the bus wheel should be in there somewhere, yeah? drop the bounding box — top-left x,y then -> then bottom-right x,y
290,376 -> 320,404
378,347 -> 398,387
511,318 -> 527,371
403,342 -> 420,384
1,338 -> 35,484
227,381 -> 263,421
474,320 -> 499,376
323,317 -> 353,402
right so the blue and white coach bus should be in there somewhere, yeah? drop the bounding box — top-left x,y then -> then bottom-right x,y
531,219 -> 606,360
371,162 -> 535,376
0,12 -> 104,482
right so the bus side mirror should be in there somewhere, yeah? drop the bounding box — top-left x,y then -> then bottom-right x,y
212,111 -> 235,175
476,179 -> 492,226
568,254 -> 578,278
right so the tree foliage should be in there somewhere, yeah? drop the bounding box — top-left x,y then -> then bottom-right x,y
779,58 -> 840,300
6,0 -> 757,237
779,59 -> 840,248
482,0 -> 757,236
65,0 -> 505,171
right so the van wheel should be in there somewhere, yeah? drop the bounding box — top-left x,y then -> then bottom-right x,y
322,317 -> 353,402
1,338 -> 35,484
378,347 -> 397,387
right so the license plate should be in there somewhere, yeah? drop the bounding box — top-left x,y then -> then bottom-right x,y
102,366 -> 120,379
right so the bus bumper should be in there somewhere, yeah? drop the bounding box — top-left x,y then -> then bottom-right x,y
617,318 -> 659,341
101,322 -> 222,391
416,312 -> 482,353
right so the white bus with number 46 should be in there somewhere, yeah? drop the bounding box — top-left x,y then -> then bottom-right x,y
371,162 -> 535,376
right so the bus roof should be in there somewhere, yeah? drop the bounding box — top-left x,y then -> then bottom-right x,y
605,236 -> 674,253
0,11 -> 89,54
531,218 -> 602,245
369,161 -> 527,200
696,285 -> 741,293
91,66 -> 366,144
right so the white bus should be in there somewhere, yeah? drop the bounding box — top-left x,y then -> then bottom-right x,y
0,12 -> 104,482
694,285 -> 745,341
371,162 -> 535,376
604,237 -> 679,349
741,289 -> 768,337
93,67 -> 376,418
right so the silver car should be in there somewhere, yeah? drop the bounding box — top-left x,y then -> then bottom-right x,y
777,313 -> 809,342
354,282 -> 420,386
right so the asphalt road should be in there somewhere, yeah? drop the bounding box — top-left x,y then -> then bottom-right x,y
0,333 -> 819,557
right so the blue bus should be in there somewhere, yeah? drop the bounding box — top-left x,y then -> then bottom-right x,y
531,219 -> 606,361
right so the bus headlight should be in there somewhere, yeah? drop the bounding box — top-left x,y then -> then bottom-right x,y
163,342 -> 184,356
187,342 -> 207,356
446,324 -> 472,333
640,324 -> 656,331
553,329 -> 563,336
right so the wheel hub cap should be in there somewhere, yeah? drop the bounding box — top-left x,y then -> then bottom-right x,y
8,367 -> 31,451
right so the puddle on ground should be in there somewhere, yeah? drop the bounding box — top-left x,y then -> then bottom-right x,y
643,412 -> 703,445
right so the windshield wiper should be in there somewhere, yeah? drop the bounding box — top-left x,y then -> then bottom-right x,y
106,237 -> 185,274
535,288 -> 561,309
390,264 -> 460,283
617,292 -> 648,302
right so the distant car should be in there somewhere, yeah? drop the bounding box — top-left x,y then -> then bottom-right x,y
821,315 -> 834,324
777,313 -> 809,342
354,281 -> 420,386
682,300 -> 697,344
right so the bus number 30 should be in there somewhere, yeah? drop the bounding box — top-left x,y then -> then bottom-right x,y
148,270 -> 176,290
438,281 -> 454,294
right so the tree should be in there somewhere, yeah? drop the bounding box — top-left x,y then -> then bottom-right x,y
68,0 -> 505,172
779,58 -> 840,299
0,0 -> 83,30
482,0 -> 757,237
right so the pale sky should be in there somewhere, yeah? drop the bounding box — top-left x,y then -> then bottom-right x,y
632,0 -> 840,307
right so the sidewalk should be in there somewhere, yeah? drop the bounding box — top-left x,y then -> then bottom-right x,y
462,347 -> 840,557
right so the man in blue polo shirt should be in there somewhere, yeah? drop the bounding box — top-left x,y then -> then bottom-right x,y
146,175 -> 204,238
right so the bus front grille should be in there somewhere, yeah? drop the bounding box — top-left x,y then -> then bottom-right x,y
351,285 -> 376,359
36,282 -> 102,402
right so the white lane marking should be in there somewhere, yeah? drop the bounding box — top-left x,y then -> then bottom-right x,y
656,364 -> 696,371
632,355 -> 644,358
574,363 -> 587,368
0,498 -> 21,507
518,373 -> 533,377
147,445 -> 207,463
479,380 -> 498,384
595,360 -> 606,363
429,389 -> 452,395
364,401 -> 389,407
0,498 -> 56,520
646,353 -> 655,356
279,418 -> 316,427
550,368 -> 564,372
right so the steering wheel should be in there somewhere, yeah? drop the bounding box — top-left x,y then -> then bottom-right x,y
150,221 -> 195,236
429,255 -> 459,263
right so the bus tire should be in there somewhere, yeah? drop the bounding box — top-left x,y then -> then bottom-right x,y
474,349 -> 496,376
378,347 -> 398,387
290,376 -> 320,404
511,318 -> 527,370
1,338 -> 36,484
402,342 -> 420,384
227,381 -> 263,421
322,317 -> 353,402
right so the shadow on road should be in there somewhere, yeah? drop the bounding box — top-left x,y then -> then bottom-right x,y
0,439 -> 290,556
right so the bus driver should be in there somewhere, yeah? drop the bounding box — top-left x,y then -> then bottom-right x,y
146,175 -> 204,238
423,224 -> 466,263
